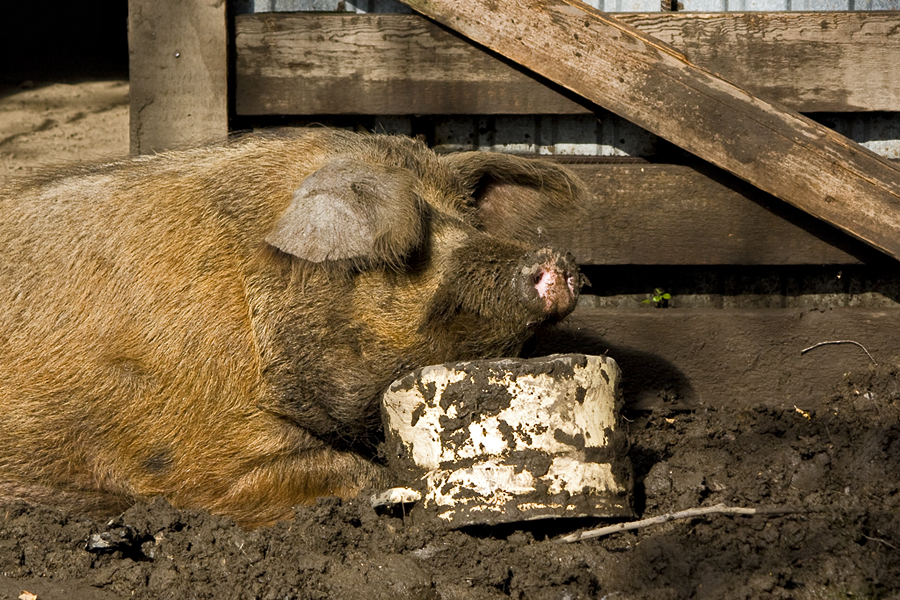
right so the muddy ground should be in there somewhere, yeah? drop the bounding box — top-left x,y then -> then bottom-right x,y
0,362 -> 897,599
1,79 -> 899,599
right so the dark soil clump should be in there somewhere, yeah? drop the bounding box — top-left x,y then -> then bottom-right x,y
1,365 -> 899,599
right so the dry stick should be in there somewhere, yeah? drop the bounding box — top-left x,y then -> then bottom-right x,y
557,504 -> 761,543
801,340 -> 878,365
863,535 -> 898,551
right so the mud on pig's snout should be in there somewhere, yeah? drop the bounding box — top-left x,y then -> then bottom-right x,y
518,248 -> 584,323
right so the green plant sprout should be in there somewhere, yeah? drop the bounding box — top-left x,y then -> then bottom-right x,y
642,287 -> 671,308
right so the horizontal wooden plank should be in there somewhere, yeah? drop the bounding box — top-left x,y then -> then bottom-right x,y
617,12 -> 900,114
234,12 -> 900,115
552,162 -> 881,266
532,307 -> 899,410
234,13 -> 585,115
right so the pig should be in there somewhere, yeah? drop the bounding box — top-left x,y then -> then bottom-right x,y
0,128 -> 587,527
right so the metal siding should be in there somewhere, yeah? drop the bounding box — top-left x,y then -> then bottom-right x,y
429,113 -> 900,159
680,0 -> 899,9
431,114 -> 659,156
818,114 -> 900,160
597,0 -> 664,11
231,0 -> 411,11
790,0 -> 852,9
367,0 -> 414,12
855,0 -> 900,7
727,0 -> 791,10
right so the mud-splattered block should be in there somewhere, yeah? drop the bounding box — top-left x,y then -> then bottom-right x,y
381,353 -> 634,527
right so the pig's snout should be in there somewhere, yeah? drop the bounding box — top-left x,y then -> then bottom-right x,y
518,248 -> 583,323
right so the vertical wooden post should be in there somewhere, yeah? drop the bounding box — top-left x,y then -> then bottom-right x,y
128,0 -> 228,154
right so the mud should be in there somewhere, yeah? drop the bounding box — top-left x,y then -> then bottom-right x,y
0,364 -> 897,599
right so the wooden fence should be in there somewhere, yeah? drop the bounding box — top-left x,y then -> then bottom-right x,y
127,0 -> 900,410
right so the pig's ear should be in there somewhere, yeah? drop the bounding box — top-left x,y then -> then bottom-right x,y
443,152 -> 588,244
266,159 -> 425,268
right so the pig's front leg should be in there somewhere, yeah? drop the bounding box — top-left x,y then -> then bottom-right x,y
196,447 -> 390,528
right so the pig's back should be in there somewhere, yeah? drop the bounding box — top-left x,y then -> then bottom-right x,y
0,147 -> 279,497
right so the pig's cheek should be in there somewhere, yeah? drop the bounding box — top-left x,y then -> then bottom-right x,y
517,271 -> 551,325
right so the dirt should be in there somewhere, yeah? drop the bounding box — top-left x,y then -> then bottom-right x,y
1,80 -> 899,599
0,364 -> 897,599
0,80 -> 129,181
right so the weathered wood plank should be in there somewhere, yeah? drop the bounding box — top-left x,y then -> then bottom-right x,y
233,12 -> 900,115
533,307 -> 898,410
128,0 -> 228,154
234,13 -> 586,115
554,163 -> 878,265
399,0 -> 900,262
617,12 -> 900,114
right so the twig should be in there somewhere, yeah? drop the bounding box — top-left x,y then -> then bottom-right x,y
556,503 -> 767,543
863,535 -> 898,550
801,340 -> 877,365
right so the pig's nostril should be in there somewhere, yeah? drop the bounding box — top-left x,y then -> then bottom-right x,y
531,271 -> 544,287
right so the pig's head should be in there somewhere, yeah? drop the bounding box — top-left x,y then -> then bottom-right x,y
264,134 -> 588,368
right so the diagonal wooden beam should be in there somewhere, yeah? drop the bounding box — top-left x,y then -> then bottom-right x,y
399,0 -> 900,262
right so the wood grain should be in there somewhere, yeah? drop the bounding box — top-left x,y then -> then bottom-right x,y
234,12 -> 900,115
617,12 -> 900,113
398,0 -> 900,262
234,13 -> 586,115
128,0 -> 228,154
549,163 -> 878,266
533,307 -> 899,410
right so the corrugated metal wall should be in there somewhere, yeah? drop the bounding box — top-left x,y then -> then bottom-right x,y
680,0 -> 899,9
231,0 -> 900,159
232,0 -> 412,13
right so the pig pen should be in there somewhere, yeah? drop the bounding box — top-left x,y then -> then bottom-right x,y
1,81 -> 899,599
